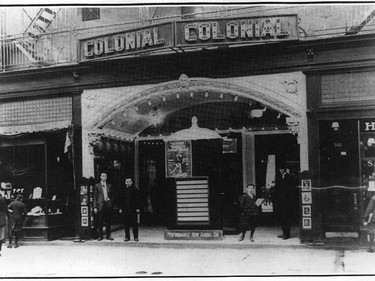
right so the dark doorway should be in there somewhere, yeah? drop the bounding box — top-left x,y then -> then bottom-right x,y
220,134 -> 243,233
138,140 -> 174,226
255,133 -> 300,225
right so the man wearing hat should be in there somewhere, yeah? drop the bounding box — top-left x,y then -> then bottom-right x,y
274,165 -> 296,240
8,194 -> 27,248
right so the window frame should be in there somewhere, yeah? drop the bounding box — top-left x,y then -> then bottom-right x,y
82,8 -> 100,22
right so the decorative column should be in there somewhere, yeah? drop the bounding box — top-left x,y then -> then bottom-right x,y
82,128 -> 102,178
286,115 -> 309,172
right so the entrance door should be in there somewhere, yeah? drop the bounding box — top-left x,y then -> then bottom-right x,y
254,133 -> 300,225
138,140 -> 174,226
220,134 -> 243,233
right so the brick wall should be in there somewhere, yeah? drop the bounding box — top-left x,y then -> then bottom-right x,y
0,96 -> 72,126
321,71 -> 375,104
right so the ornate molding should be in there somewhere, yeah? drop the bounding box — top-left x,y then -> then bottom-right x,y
178,74 -> 190,90
286,116 -> 300,136
84,93 -> 102,110
281,79 -> 299,95
89,76 -> 303,129
87,132 -> 103,155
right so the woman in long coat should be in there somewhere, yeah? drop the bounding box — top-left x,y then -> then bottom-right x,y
238,184 -> 259,242
0,194 -> 10,256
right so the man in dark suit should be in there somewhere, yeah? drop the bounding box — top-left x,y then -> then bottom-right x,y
119,177 -> 140,242
93,172 -> 114,241
274,165 -> 296,240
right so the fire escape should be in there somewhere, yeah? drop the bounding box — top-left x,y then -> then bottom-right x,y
14,8 -> 60,63
1,8 -> 62,70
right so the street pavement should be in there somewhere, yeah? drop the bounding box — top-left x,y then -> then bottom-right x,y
0,241 -> 374,278
0,226 -> 374,278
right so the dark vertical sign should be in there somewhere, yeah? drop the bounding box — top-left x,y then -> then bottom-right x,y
299,171 -> 315,243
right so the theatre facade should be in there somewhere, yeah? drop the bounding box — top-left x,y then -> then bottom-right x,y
78,15 -> 307,239
0,7 -> 375,242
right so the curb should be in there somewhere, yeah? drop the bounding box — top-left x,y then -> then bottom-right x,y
17,239 -> 367,251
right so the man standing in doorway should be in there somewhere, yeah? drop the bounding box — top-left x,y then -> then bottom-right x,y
119,177 -> 140,242
274,165 -> 295,240
93,172 -> 114,241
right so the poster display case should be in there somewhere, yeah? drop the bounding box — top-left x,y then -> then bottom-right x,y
165,140 -> 192,178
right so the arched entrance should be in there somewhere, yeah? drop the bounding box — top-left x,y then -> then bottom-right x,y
82,72 -> 307,233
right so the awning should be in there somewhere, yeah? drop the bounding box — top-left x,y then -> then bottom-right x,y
87,128 -> 135,142
0,120 -> 71,136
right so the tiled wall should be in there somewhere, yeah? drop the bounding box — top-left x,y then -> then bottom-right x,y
0,96 -> 72,126
321,71 -> 375,105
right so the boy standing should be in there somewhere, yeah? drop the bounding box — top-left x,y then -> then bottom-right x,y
8,194 -> 27,248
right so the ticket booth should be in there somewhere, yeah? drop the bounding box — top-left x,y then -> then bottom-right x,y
164,117 -> 224,240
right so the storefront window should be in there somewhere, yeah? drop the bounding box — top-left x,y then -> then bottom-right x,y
360,120 -> 375,203
0,140 -> 45,201
319,119 -> 362,233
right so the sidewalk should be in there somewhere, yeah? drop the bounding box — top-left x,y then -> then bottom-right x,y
18,225 -> 365,250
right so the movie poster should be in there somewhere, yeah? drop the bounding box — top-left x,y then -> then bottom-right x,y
166,140 -> 192,178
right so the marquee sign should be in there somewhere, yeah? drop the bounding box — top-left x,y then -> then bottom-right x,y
79,22 -> 174,62
175,15 -> 299,47
79,14 -> 299,61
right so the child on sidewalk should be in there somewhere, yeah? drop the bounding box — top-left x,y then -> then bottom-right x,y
8,194 -> 27,248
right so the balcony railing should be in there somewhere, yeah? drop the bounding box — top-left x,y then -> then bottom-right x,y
2,6 -> 375,73
0,9 -> 182,72
0,30 -> 77,72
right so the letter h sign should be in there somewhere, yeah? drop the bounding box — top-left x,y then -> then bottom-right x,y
365,122 -> 375,131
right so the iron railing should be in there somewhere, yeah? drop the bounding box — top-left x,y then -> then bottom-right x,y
2,6 -> 375,72
1,30 -> 77,71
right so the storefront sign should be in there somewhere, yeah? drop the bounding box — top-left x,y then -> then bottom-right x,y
301,179 -> 312,191
360,120 -> 375,132
300,177 -> 313,230
79,22 -> 174,61
166,140 -> 192,178
302,217 -> 312,229
175,15 -> 299,47
79,15 -> 298,61
164,229 -> 223,240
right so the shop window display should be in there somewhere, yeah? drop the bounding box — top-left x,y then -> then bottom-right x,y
0,138 -> 65,240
